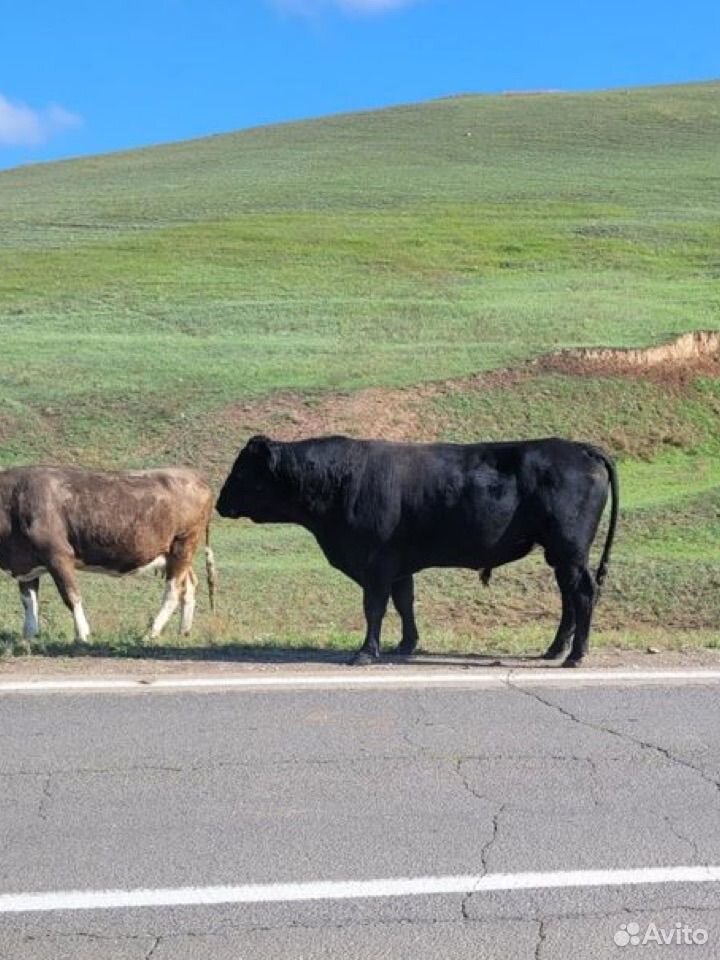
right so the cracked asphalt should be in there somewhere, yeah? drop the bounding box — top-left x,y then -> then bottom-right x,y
1,678 -> 719,958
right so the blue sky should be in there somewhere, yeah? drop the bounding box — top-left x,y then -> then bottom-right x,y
1,0 -> 718,169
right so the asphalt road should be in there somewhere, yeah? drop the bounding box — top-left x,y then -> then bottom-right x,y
1,671 -> 720,959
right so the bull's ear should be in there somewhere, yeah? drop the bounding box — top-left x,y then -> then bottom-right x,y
246,435 -> 280,472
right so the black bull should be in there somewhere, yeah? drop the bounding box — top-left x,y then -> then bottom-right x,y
216,435 -> 619,667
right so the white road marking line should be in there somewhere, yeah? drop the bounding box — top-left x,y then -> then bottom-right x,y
1,669 -> 720,695
1,866 -> 719,914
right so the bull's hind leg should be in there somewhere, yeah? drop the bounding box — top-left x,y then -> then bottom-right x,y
18,577 -> 40,640
541,579 -> 575,661
47,556 -> 90,642
391,576 -> 419,656
555,562 -> 596,668
351,581 -> 391,665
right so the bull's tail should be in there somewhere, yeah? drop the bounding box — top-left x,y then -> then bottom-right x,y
592,448 -> 619,589
204,524 -> 217,613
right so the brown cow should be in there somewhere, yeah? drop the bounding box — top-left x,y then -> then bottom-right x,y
0,466 -> 217,642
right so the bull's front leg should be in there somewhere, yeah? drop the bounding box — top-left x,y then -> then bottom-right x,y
350,581 -> 391,666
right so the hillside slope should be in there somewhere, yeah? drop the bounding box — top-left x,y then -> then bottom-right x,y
0,82 -> 719,654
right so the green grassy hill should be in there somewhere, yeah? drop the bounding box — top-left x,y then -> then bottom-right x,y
1,81 -> 719,657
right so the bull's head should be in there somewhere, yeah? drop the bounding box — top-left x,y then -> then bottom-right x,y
216,435 -> 285,522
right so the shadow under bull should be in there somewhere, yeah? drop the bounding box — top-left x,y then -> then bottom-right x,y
216,434 -> 619,668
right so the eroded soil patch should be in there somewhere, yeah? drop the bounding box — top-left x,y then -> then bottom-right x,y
173,331 -> 720,484
537,330 -> 720,384
217,330 -> 720,442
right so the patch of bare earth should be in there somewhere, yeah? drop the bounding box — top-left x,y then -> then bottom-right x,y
171,329 -> 720,483
537,330 -> 720,385
178,370 -> 538,484
228,331 -> 720,439
222,386 -> 437,443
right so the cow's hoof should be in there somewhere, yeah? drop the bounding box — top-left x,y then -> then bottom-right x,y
562,657 -> 583,668
349,651 -> 380,666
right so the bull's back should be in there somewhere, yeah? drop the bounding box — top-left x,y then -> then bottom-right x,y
389,447 -> 529,568
365,438 -> 606,570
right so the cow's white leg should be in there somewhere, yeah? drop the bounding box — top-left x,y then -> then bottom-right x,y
19,581 -> 40,639
149,579 -> 180,638
72,601 -> 91,642
22,588 -> 39,638
47,558 -> 90,643
179,573 -> 197,636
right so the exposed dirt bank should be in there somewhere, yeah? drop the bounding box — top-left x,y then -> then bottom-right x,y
538,330 -> 720,382
207,331 -> 720,450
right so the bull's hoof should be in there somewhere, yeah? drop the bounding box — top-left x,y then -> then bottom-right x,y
562,657 -> 583,668
541,648 -> 566,661
349,650 -> 380,666
393,642 -> 417,657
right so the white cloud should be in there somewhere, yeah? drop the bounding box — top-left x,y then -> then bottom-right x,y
0,94 -> 82,147
274,0 -> 421,16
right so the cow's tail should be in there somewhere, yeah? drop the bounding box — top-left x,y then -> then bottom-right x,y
592,448 -> 619,589
204,524 -> 217,613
